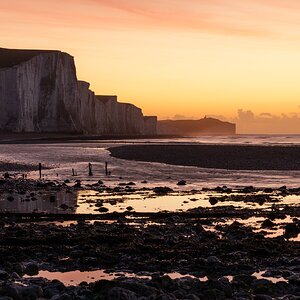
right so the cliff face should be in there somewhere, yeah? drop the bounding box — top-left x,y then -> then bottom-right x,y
0,48 -> 157,135
0,51 -> 79,132
158,118 -> 236,136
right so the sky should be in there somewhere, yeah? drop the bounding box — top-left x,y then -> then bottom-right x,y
2,0 -> 300,133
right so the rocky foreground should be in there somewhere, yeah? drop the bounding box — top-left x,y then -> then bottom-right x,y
0,179 -> 299,299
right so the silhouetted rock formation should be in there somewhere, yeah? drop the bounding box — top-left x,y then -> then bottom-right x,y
158,117 -> 236,136
0,48 -> 157,135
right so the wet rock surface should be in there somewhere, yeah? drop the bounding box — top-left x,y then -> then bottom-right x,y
0,179 -> 299,299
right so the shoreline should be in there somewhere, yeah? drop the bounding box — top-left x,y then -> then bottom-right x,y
0,133 -> 181,144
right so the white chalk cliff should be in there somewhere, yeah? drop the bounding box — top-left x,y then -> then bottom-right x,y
0,48 -> 157,135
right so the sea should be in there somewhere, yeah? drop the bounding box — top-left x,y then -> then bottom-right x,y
0,134 -> 300,189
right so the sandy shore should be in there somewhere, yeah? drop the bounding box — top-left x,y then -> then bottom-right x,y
109,144 -> 300,170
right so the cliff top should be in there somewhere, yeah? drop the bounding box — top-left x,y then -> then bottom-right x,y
0,48 -> 61,68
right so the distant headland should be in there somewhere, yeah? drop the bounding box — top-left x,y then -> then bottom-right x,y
158,117 -> 236,136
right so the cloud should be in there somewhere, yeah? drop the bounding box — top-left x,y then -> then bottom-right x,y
2,0 -> 300,39
86,0 -> 300,38
234,109 -> 300,134
237,109 -> 255,121
171,114 -> 195,120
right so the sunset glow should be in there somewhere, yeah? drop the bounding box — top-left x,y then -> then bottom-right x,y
2,0 -> 300,131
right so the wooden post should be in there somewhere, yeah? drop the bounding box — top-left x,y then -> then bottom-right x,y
105,162 -> 108,176
72,168 -> 75,176
39,163 -> 42,179
88,163 -> 93,176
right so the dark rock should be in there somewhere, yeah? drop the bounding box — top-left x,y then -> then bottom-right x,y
24,262 -> 39,276
153,187 -> 173,194
251,279 -> 275,295
50,294 -> 73,300
4,284 -> 22,300
107,287 -> 138,300
233,274 -> 256,286
183,295 -> 200,300
151,275 -> 176,292
261,219 -> 275,228
177,180 -> 187,186
60,204 -> 69,210
4,172 -> 10,179
214,186 -> 223,192
206,256 -> 221,264
98,207 -> 109,213
253,295 -> 272,300
209,197 -> 218,205
49,195 -> 56,202
0,270 -> 9,280
21,285 -> 43,299
284,223 -> 299,237
242,186 -> 255,193
7,196 -> 14,202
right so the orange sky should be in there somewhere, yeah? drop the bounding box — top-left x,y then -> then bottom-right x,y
2,0 -> 300,131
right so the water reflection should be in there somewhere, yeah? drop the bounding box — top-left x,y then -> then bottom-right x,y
25,270 -> 209,286
0,191 -> 77,214
24,268 -> 286,287
0,188 -> 299,217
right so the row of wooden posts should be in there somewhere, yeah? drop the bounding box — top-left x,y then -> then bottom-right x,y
38,162 -> 110,179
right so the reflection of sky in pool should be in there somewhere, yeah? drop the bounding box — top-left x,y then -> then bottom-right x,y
24,269 -> 288,287
1,188 -> 298,214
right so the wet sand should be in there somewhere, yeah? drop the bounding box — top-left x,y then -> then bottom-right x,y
0,162 -> 39,172
109,144 -> 300,170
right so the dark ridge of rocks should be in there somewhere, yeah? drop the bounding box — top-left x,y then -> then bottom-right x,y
0,162 -> 42,172
109,144 -> 300,170
0,48 -> 60,68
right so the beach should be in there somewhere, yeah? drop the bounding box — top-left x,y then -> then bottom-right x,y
0,136 -> 299,299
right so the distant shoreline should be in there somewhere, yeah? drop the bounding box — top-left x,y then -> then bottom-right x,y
0,133 -> 181,144
109,144 -> 300,171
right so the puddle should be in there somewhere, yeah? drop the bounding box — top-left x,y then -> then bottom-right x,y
252,271 -> 288,283
225,271 -> 288,284
25,268 -> 287,287
24,270 -> 151,286
25,270 -> 209,286
0,191 -> 77,214
1,189 -> 299,215
76,190 -> 291,214
167,272 -> 208,281
211,216 -> 300,241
